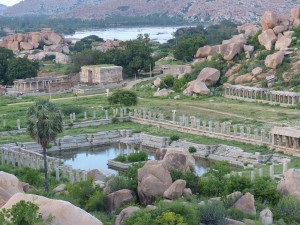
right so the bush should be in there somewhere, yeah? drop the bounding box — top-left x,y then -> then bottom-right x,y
108,90 -> 138,106
105,175 -> 132,194
114,154 -> 127,162
199,201 -> 226,225
127,152 -> 148,163
0,200 -> 52,225
188,146 -> 197,153
275,196 -> 300,223
84,190 -> 106,212
170,135 -> 180,141
154,212 -> 188,225
61,105 -> 84,116
162,75 -> 175,88
121,162 -> 145,192
227,208 -> 255,221
170,169 -> 200,194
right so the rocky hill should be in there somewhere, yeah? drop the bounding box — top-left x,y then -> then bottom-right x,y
0,4 -> 7,12
3,0 -> 300,23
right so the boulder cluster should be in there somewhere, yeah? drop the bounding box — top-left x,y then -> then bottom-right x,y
1,28 -> 69,53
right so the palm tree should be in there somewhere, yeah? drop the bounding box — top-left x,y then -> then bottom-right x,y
26,99 -> 63,192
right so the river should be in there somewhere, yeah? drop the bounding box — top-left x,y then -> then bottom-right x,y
65,26 -> 191,43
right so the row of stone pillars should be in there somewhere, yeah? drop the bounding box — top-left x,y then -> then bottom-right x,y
231,162 -> 288,180
1,119 -> 21,130
55,165 -> 88,184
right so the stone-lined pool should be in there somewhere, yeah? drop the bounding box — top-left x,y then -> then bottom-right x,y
51,145 -> 210,176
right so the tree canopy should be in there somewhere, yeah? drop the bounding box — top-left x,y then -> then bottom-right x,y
0,47 -> 14,84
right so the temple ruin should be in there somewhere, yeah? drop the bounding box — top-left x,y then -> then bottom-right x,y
224,85 -> 300,106
80,65 -> 123,85
272,127 -> 300,150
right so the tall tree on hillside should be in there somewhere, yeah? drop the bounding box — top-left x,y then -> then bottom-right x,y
0,47 -> 14,85
26,99 -> 63,192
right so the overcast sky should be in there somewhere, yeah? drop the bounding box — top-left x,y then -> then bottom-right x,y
0,0 -> 22,6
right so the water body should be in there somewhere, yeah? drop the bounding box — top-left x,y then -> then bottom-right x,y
53,145 -> 209,176
65,26 -> 190,43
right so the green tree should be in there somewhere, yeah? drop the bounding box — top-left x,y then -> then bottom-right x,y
73,35 -> 104,52
0,47 -> 14,85
6,58 -> 39,85
108,90 -> 138,107
174,35 -> 206,61
0,200 -> 52,225
26,99 -> 63,192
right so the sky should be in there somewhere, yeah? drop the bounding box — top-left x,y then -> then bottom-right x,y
0,0 -> 22,6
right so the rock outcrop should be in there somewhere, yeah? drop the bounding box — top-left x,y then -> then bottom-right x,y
277,169 -> 300,197
137,160 -> 172,205
162,148 -> 195,173
196,67 -> 220,86
261,11 -> 278,30
232,192 -> 256,215
1,193 -> 103,225
106,189 -> 136,212
154,88 -> 171,97
258,29 -> 277,50
0,171 -> 26,207
163,179 -> 186,200
260,208 -> 273,225
153,77 -> 162,87
265,51 -> 285,69
115,206 -> 140,225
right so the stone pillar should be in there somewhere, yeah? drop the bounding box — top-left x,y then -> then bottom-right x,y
250,171 -> 255,181
17,119 -> 20,130
69,171 -> 75,184
120,108 -> 124,118
233,126 -> 238,136
283,162 -> 288,174
209,121 -> 213,132
269,132 -> 272,144
134,109 -> 138,117
184,117 -> 189,127
202,121 -> 206,130
240,126 -> 244,138
3,120 -> 6,127
56,167 -> 60,181
70,114 -> 73,123
153,112 -> 157,120
72,112 -> 76,121
259,168 -> 263,177
84,112 -> 87,120
247,127 -> 251,139
105,110 -> 108,119
148,111 -> 152,120
215,121 -> 220,133
261,129 -> 265,142
270,165 -> 274,180
172,110 -> 176,122
196,119 -> 200,129
226,124 -> 231,135
93,110 -> 96,119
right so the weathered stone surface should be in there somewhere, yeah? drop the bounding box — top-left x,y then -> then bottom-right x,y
225,64 -> 241,77
154,88 -> 170,97
260,208 -> 273,225
293,19 -> 300,28
48,32 -> 63,45
115,206 -> 140,225
197,67 -> 220,86
225,218 -> 246,225
138,160 -> 172,205
9,41 -> 20,51
183,188 -> 192,197
106,189 -> 136,212
55,53 -> 72,64
235,73 -> 254,84
291,8 -> 300,20
237,23 -> 260,38
261,11 -> 278,30
44,44 -> 63,53
275,36 -> 292,50
53,184 -> 66,194
220,43 -> 243,61
258,29 -> 277,50
1,193 -> 102,225
153,77 -> 162,87
0,172 -> 25,207
192,81 -> 210,94
273,25 -> 287,34
195,45 -> 218,58
87,169 -> 110,182
163,179 -> 186,200
62,45 -> 70,54
252,67 -> 263,76
20,42 -> 34,50
162,148 -> 195,173
232,192 -> 256,215
277,169 -> 300,197
243,45 -> 254,54
30,32 -> 41,44
265,51 -> 285,69
155,148 -> 167,160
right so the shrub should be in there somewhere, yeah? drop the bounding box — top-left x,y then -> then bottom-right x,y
154,212 -> 188,225
105,175 -> 131,194
162,75 -> 175,88
61,105 -> 84,116
108,90 -> 138,106
199,201 -> 226,225
170,135 -> 180,141
84,190 -> 106,212
170,169 -> 200,194
114,154 -> 127,162
0,200 -> 52,225
275,196 -> 300,223
188,146 -> 197,153
121,162 -> 145,192
227,208 -> 255,221
127,152 -> 148,163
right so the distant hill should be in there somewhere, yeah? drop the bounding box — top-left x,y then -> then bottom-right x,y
2,0 -> 300,23
0,3 -> 7,13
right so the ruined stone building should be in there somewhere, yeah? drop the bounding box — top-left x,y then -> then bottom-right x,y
80,65 -> 123,85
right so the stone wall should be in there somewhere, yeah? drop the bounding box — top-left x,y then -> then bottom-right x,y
80,66 -> 123,85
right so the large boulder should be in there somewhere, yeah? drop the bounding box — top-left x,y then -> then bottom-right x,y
153,77 -> 162,87
275,36 -> 292,50
1,193 -> 102,225
237,23 -> 260,38
0,172 -> 26,207
273,25 -> 287,34
196,68 -> 220,86
162,148 -> 195,173
291,8 -> 300,20
220,42 -> 243,61
154,88 -> 171,97
9,41 -> 20,51
258,29 -> 277,50
192,81 -> 210,95
137,160 -> 172,205
106,189 -> 136,212
163,179 -> 186,200
277,169 -> 300,197
265,51 -> 285,69
55,53 -> 71,64
48,32 -> 63,45
115,206 -> 140,225
44,44 -> 63,53
30,32 -> 42,44
260,208 -> 273,225
235,73 -> 254,84
20,42 -> 34,50
87,169 -> 111,182
195,45 -> 218,58
232,192 -> 256,215
261,11 -> 278,30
